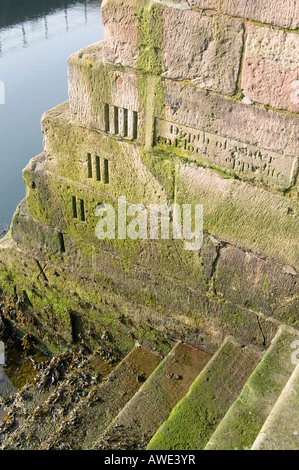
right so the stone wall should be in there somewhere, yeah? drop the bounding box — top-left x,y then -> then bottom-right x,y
0,0 -> 298,356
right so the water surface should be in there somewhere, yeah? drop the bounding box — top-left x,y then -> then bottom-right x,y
0,0 -> 103,225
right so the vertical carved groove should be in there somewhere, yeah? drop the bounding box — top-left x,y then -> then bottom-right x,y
87,153 -> 92,178
114,106 -> 119,135
72,196 -> 77,219
123,108 -> 128,137
133,111 -> 138,140
58,231 -> 65,253
80,199 -> 85,222
104,159 -> 109,184
104,103 -> 110,132
96,155 -> 101,182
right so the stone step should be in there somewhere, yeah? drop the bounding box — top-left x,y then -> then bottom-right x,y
39,346 -> 162,450
0,346 -> 117,450
205,327 -> 299,450
251,360 -> 299,450
147,337 -> 260,450
92,342 -> 212,450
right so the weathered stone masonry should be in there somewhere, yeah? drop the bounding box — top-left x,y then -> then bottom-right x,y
0,0 -> 298,356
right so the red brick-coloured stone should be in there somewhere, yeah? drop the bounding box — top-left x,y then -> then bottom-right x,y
242,58 -> 299,113
187,0 -> 299,29
242,26 -> 299,113
101,0 -> 244,95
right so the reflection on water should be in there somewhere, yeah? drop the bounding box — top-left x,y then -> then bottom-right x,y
0,337 -> 48,419
0,0 -> 100,57
0,0 -> 103,225
2,336 -> 47,390
0,0 -> 96,30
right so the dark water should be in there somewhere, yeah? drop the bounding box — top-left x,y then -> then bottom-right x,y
1,337 -> 47,391
0,0 -> 103,226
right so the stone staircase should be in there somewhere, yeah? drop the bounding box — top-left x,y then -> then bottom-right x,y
204,327 -> 299,451
251,360 -> 299,450
147,326 -> 299,451
92,343 -> 212,450
0,326 -> 298,450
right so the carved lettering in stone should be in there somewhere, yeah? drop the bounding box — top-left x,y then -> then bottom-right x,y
154,118 -> 298,189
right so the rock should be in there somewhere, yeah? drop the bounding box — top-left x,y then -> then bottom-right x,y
242,96 -> 253,105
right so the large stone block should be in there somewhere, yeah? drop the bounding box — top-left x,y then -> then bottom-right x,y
155,80 -> 299,191
68,43 -> 145,144
157,6 -> 244,94
101,0 -> 142,69
187,0 -> 299,29
242,26 -> 299,113
11,197 -> 65,261
101,0 -> 244,95
215,245 -> 299,327
176,164 -> 299,271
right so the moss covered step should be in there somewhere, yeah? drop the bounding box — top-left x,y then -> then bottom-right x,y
0,346 -> 118,450
39,346 -> 162,450
251,358 -> 299,450
92,342 -> 212,450
205,327 -> 299,450
147,338 -> 260,450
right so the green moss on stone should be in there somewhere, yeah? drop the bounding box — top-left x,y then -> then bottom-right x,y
205,328 -> 299,450
147,340 -> 259,450
137,4 -> 163,75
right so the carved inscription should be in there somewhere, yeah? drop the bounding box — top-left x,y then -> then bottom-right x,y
154,118 -> 298,189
